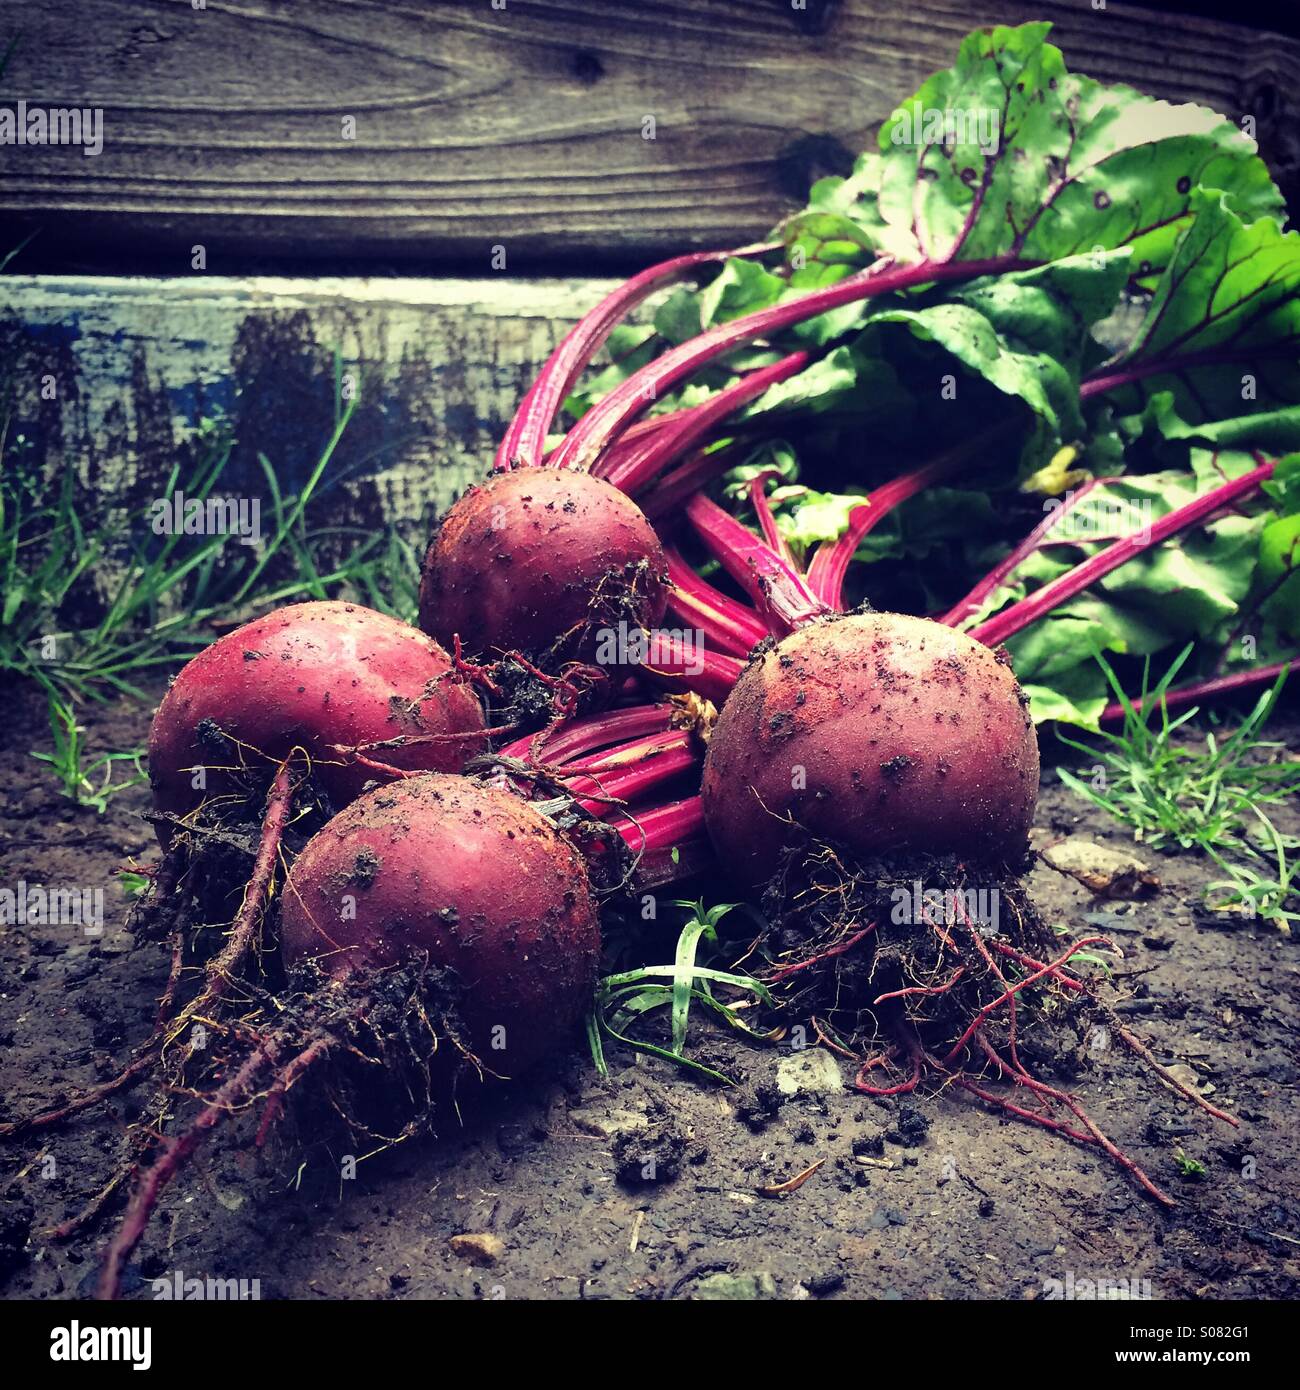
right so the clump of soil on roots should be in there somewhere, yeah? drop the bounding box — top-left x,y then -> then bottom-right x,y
752,840 -> 1239,1207
450,559 -> 672,740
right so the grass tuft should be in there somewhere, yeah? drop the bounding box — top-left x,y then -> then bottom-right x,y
587,899 -> 773,1084
1058,648 -> 1300,930
1,361 -> 421,810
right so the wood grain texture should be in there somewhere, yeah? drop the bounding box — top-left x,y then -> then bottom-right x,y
1,0 -> 1296,271
0,274 -> 614,554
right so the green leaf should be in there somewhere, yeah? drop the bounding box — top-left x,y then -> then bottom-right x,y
1124,393 -> 1300,457
671,909 -> 718,1055
769,488 -> 865,552
697,258 -> 787,328
780,209 -> 878,269
860,252 -> 1130,470
1258,464 -> 1300,639
654,288 -> 703,345
796,153 -> 897,260
1095,191 -> 1300,422
873,23 -> 1282,276
723,440 -> 802,494
738,346 -> 860,419
985,463 -> 1280,724
1018,661 -> 1111,728
562,324 -> 659,419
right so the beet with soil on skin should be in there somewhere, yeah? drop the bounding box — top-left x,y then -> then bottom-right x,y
280,774 -> 602,1077
419,468 -> 670,661
700,612 -> 1040,887
148,601 -> 485,832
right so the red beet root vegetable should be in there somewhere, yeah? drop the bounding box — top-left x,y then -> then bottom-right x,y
701,613 -> 1040,887
280,775 -> 601,1078
149,600 -> 485,830
418,468 -> 670,661
91,776 -> 601,1299
417,243 -> 807,665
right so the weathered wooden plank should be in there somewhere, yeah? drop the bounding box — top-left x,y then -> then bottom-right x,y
0,275 -> 614,546
1,0 -> 1296,271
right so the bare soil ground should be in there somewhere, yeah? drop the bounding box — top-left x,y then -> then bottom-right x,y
1,685 -> 1297,1301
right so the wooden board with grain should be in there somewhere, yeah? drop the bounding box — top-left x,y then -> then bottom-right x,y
1,0 -> 1296,272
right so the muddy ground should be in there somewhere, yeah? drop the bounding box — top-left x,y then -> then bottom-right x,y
1,684 -> 1297,1301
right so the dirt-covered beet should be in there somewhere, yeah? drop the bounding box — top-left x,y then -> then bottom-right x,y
701,612 -> 1039,887
280,775 -> 601,1077
148,601 -> 485,830
418,469 -> 670,660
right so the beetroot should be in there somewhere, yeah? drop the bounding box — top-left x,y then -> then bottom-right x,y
418,468 -> 669,661
416,246 -> 806,668
700,612 -> 1040,887
149,600 -> 485,828
280,775 -> 601,1076
19,774 -> 601,1299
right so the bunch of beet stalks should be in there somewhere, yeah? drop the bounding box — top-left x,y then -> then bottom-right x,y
4,243 -> 1272,1298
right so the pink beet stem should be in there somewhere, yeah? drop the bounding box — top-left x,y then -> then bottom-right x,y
664,545 -> 771,656
805,502 -> 872,609
565,733 -> 699,811
1079,346 -> 1300,402
590,401 -> 709,478
641,635 -> 744,704
496,704 -> 675,766
495,375 -> 540,471
809,420 -> 1022,609
749,470 -> 797,565
969,460 -> 1276,649
497,243 -> 775,471
548,255 -> 1038,473
638,442 -> 748,520
686,492 -> 829,632
942,478 -> 1115,628
600,350 -> 809,493
607,794 -> 706,854
565,727 -> 694,774
1100,657 -> 1296,723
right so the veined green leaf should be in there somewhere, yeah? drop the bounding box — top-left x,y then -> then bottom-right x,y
874,24 -> 1281,276
1094,191 -> 1300,422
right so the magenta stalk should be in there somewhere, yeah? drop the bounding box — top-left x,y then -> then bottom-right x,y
495,244 -> 774,471
607,794 -> 706,855
496,704 -> 677,767
642,637 -> 745,704
563,732 -> 699,812
969,460 -> 1276,649
599,351 -> 809,494
748,470 -> 797,565
804,449 -> 977,608
1100,657 -> 1296,724
941,478 -> 1115,628
685,493 -> 829,632
664,545 -> 771,657
549,255 -> 1039,474
1079,348 -> 1299,403
638,442 -> 748,521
